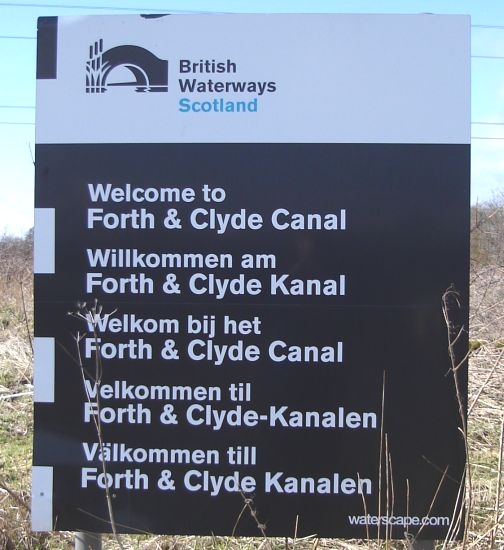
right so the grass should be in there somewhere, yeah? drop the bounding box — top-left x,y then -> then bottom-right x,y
0,293 -> 33,495
0,238 -> 503,549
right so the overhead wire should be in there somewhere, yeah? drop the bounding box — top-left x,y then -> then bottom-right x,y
0,3 -> 502,20
0,7 -> 503,41
0,2 -> 203,13
0,2 -> 168,11
472,24 -> 504,29
0,35 -> 35,39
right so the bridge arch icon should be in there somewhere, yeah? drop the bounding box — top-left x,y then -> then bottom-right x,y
86,40 -> 168,93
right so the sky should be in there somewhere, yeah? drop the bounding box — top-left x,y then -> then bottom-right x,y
1,0 -> 503,236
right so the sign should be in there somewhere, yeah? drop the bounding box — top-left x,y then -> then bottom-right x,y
33,14 -> 470,539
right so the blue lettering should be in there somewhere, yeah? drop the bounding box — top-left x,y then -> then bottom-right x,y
179,98 -> 191,112
178,97 -> 258,113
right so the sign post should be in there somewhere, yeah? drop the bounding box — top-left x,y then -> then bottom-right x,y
33,14 -> 470,541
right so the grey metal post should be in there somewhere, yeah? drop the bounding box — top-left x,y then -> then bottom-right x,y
411,540 -> 435,550
75,532 -> 102,550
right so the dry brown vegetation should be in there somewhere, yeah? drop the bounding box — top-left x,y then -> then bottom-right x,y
0,196 -> 503,548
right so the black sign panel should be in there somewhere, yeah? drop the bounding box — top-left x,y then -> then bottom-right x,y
34,142 -> 469,538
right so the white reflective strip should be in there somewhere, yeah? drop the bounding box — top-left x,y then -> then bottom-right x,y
31,466 -> 53,531
34,208 -> 55,274
34,337 -> 55,403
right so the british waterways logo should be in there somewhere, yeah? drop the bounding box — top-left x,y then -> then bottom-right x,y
86,39 -> 168,93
